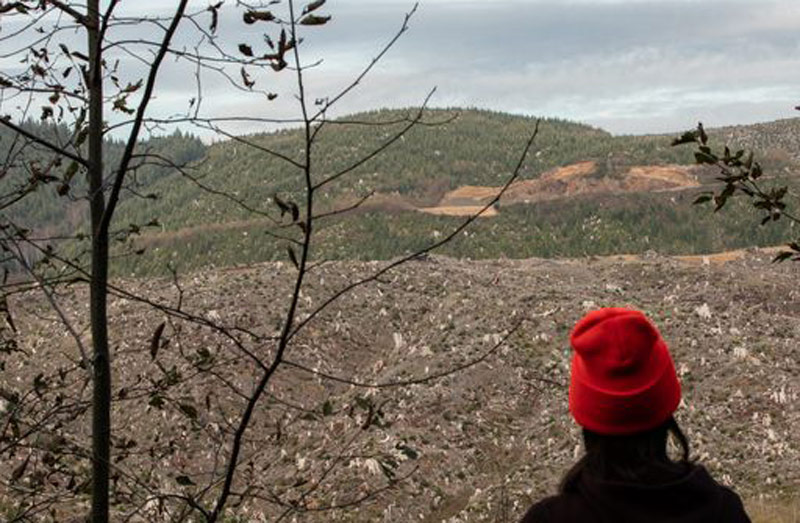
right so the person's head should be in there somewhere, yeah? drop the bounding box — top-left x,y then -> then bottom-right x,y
561,308 -> 690,491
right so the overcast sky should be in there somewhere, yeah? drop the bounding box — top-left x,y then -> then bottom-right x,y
306,0 -> 800,135
4,0 -> 800,136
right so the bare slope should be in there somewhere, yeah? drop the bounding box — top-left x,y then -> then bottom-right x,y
419,161 -> 702,216
3,252 -> 798,521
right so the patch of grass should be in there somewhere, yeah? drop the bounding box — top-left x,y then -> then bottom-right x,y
748,497 -> 800,523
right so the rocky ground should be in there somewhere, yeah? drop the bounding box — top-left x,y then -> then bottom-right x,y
2,250 -> 799,521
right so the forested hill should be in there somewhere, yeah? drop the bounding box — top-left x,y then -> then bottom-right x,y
0,123 -> 206,239
114,108 -> 700,231
3,108 -> 800,275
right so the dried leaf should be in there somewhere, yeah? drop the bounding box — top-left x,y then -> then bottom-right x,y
772,251 -> 793,263
303,0 -> 326,14
397,444 -> 419,460
0,2 -> 26,15
698,122 -> 708,145
113,97 -> 134,114
121,79 -> 143,93
149,322 -> 166,360
299,14 -> 331,25
10,453 -> 31,483
175,475 -> 195,486
694,151 -> 716,165
63,160 -> 79,183
240,67 -> 255,88
207,1 -> 223,33
273,193 -> 290,216
243,10 -> 275,24
693,194 -> 712,205
278,28 -> 287,52
670,130 -> 698,147
179,403 -> 198,420
270,57 -> 287,72
287,246 -> 299,269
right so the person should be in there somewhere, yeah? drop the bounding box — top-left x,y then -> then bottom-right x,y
521,307 -> 751,522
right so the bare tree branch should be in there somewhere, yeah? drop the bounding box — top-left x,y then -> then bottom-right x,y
310,3 -> 419,122
313,191 -> 375,220
99,0 -> 190,236
288,120 -> 541,344
0,229 -> 90,368
45,0 -> 88,25
313,88 -> 436,190
0,119 -> 87,167
282,320 -> 528,389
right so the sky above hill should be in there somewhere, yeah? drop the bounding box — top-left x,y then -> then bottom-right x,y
310,0 -> 800,134
3,0 -> 799,136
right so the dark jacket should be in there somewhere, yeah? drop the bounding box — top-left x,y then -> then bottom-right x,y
520,465 -> 750,523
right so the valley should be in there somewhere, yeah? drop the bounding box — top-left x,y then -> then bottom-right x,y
3,110 -> 800,521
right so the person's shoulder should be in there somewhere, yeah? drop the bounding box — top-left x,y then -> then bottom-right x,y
718,485 -> 752,522
519,495 -> 558,523
519,492 -> 589,523
692,465 -> 751,522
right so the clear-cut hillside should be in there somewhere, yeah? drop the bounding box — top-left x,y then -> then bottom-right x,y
419,161 -> 704,216
3,251 -> 798,520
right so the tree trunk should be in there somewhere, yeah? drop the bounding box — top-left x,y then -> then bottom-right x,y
87,1 -> 111,521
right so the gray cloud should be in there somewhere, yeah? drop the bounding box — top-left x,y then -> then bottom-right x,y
206,0 -> 800,135
3,0 -> 798,136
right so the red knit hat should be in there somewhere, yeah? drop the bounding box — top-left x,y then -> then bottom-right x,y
568,308 -> 681,435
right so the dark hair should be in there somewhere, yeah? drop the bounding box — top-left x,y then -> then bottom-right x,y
560,416 -> 691,492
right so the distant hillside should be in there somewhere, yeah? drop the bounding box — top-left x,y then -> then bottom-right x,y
0,123 -> 206,238
121,108 -> 778,230
3,110 -> 800,275
714,118 -> 800,162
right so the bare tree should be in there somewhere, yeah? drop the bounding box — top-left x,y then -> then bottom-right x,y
0,1 -> 541,521
1,1 -> 193,520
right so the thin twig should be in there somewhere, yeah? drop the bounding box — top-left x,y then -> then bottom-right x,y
288,120 -> 541,343
0,230 -> 90,369
99,0 -> 190,236
313,88 -> 436,190
0,119 -> 88,167
283,320 -> 524,389
310,3 -> 419,122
